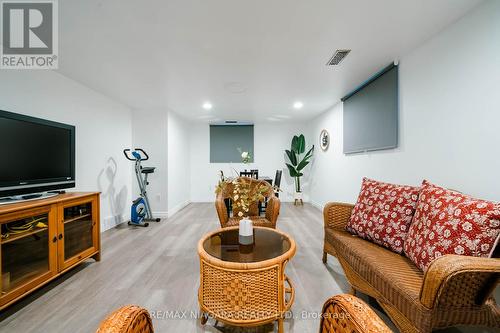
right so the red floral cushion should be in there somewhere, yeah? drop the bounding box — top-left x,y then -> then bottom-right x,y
346,178 -> 420,253
403,180 -> 500,271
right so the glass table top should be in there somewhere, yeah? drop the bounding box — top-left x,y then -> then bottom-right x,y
202,228 -> 291,263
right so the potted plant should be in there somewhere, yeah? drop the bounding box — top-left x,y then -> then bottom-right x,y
216,177 -> 270,244
285,134 -> 314,204
216,177 -> 268,218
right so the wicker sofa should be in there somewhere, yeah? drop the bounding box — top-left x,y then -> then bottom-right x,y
215,177 -> 280,228
323,202 -> 500,333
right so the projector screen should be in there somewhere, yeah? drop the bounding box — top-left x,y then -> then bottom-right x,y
343,64 -> 398,154
210,124 -> 254,163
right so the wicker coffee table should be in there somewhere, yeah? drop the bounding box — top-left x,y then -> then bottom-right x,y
198,226 -> 296,332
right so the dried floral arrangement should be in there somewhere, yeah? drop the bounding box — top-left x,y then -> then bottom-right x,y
216,177 -> 273,218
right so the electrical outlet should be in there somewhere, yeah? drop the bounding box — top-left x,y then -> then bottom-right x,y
156,193 -> 161,201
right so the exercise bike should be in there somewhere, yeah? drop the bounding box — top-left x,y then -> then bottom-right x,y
123,148 -> 161,227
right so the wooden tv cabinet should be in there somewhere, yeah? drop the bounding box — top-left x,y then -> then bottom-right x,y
0,192 -> 100,310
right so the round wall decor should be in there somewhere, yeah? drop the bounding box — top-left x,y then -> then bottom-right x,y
319,129 -> 330,151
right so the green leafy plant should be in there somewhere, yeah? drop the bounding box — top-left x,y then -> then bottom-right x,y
285,134 -> 314,193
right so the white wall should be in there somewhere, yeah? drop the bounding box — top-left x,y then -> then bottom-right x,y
189,121 -> 313,202
167,111 -> 191,215
131,109 -> 191,217
131,109 -> 168,217
0,71 -> 133,231
308,0 -> 500,209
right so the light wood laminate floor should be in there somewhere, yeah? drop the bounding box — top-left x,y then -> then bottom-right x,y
0,203 -> 495,333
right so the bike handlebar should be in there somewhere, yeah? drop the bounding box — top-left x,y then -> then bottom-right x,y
123,148 -> 149,161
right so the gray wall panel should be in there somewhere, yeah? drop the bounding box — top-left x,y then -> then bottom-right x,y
343,66 -> 398,154
210,125 -> 254,163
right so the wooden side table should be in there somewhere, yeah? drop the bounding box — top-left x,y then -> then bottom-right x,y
198,226 -> 296,332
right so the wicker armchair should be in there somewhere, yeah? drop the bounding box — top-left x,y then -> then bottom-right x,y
96,305 -> 153,333
215,177 -> 280,228
322,202 -> 500,333
320,294 -> 392,333
97,296 -> 388,333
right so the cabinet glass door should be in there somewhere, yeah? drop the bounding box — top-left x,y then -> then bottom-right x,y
62,202 -> 94,262
1,213 -> 52,298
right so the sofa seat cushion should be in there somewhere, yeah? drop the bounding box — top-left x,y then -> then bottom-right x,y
328,229 -> 430,328
346,178 -> 420,254
225,216 -> 272,228
404,180 -> 500,272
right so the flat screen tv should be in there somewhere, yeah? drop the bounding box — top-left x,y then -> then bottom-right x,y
0,110 -> 75,198
342,63 -> 398,154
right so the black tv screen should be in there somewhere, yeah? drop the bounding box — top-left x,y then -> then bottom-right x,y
0,110 -> 75,197
342,64 -> 398,154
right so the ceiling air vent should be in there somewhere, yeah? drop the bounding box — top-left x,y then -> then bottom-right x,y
326,49 -> 351,66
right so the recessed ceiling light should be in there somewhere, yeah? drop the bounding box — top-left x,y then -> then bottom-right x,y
202,102 -> 213,110
293,101 -> 303,109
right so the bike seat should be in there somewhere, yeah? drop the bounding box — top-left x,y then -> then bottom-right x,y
141,167 -> 156,174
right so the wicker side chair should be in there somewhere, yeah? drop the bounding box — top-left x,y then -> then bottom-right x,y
323,202 -> 500,333
96,305 -> 153,333
320,294 -> 392,333
215,176 -> 280,228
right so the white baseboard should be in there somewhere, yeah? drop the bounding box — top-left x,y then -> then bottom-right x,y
101,203 -> 193,230
152,211 -> 169,219
102,213 -> 130,232
165,201 -> 190,218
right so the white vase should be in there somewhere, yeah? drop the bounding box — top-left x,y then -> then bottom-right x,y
239,218 -> 254,245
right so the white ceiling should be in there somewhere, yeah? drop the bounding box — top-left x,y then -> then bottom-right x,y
57,0 -> 482,122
